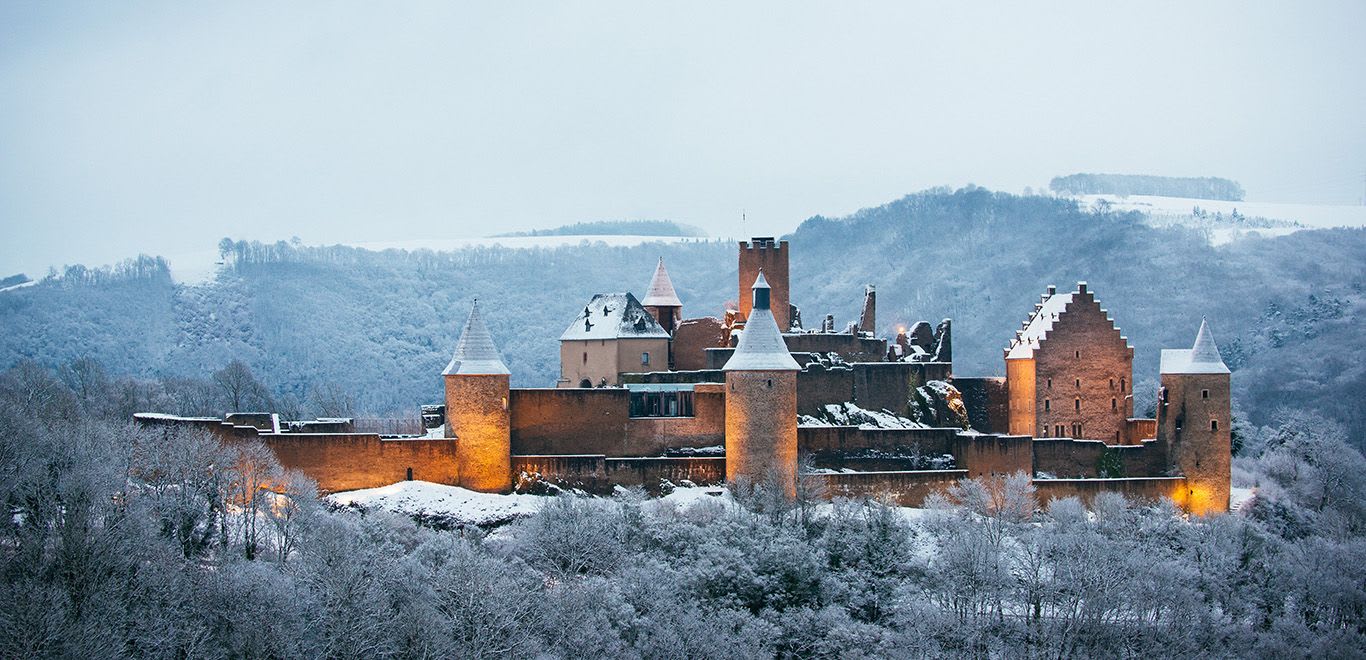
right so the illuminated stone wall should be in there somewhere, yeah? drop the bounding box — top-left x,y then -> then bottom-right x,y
1158,371 -> 1231,515
445,373 -> 512,493
725,370 -> 798,496
509,385 -> 725,457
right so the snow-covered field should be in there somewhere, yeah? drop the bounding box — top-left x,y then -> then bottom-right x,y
1076,194 -> 1366,230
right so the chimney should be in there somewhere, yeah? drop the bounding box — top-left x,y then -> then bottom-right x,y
1047,285 -> 1057,296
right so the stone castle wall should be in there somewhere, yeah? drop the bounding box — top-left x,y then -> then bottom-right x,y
509,385 -> 725,457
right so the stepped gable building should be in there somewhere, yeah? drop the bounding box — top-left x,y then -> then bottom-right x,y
556,292 -> 670,388
136,237 -> 1234,515
1004,283 -> 1137,443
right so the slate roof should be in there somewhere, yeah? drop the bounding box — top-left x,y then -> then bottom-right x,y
559,292 -> 671,341
641,257 -> 682,307
443,301 -> 510,375
1160,319 -> 1230,374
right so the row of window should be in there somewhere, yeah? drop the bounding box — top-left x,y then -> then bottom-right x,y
1043,397 -> 1120,412
628,390 -> 694,418
1045,377 -> 1126,391
580,352 -> 653,365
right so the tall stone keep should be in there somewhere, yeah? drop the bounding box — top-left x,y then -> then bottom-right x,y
738,237 -> 790,331
1157,319 -> 1231,515
444,301 -> 512,493
723,272 -> 801,497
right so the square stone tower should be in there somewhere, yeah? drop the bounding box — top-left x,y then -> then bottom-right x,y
1158,320 -> 1231,515
738,238 -> 790,331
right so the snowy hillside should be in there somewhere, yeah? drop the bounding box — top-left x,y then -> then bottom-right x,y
1074,194 -> 1366,245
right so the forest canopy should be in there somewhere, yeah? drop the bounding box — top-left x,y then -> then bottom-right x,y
1049,173 -> 1246,201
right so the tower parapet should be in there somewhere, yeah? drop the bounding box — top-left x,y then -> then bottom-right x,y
738,237 -> 790,331
723,272 -> 800,497
443,301 -> 512,493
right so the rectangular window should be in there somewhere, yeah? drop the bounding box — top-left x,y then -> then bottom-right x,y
1074,398 -> 1081,411
1111,398 -> 1117,411
1072,423 -> 1082,437
1075,378 -> 1080,388
1210,419 -> 1219,431
641,352 -> 650,365
1202,389 -> 1209,399
1044,399 -> 1050,412
629,390 -> 694,418
1047,378 -> 1052,389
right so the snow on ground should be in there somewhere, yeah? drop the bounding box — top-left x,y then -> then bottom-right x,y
799,402 -> 925,429
328,481 -> 546,527
1076,194 -> 1366,230
1230,487 -> 1256,512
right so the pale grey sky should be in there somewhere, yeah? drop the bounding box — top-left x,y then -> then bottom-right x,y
2,2 -> 1364,278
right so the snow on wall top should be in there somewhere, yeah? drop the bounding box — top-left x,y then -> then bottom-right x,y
1005,291 -> 1074,360
641,257 -> 682,307
1160,319 -> 1230,374
559,292 -> 671,341
443,301 -> 511,375
724,273 -> 799,371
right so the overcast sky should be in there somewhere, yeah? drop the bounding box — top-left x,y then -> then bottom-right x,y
2,2 -> 1364,277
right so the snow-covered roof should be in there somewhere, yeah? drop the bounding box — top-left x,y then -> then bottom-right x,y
724,273 -> 800,371
443,301 -> 510,375
641,257 -> 682,307
559,292 -> 670,341
1160,319 -> 1230,374
1005,292 -> 1074,360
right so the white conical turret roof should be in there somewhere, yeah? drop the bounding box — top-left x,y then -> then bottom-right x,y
443,300 -> 510,375
641,257 -> 682,307
1160,318 -> 1230,374
723,272 -> 799,371
1190,319 -> 1222,364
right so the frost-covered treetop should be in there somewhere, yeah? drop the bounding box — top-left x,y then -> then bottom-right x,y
724,272 -> 800,372
640,257 -> 682,308
1160,318 -> 1229,375
444,300 -> 511,376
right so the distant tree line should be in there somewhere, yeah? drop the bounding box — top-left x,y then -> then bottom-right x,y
495,219 -> 707,237
1049,173 -> 1245,201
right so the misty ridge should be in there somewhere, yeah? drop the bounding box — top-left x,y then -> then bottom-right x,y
1,186 -> 1363,447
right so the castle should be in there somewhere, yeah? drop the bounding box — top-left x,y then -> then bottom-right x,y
137,237 -> 1232,514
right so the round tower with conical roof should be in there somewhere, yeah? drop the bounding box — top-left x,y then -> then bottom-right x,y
444,301 -> 513,493
1157,319 -> 1231,515
723,272 -> 801,497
